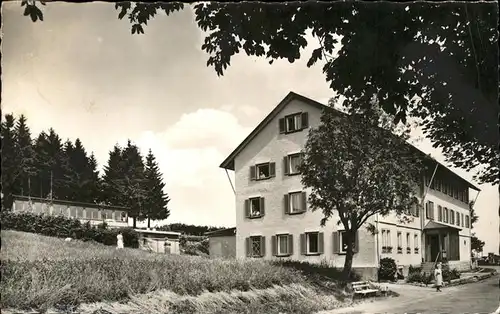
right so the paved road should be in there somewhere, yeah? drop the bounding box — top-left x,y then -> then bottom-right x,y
322,272 -> 500,314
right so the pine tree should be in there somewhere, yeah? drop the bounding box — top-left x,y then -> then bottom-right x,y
61,140 -> 77,201
14,115 -> 36,198
1,114 -> 19,209
144,149 -> 170,228
120,140 -> 147,228
33,132 -> 50,198
102,144 -> 125,206
86,153 -> 102,203
46,128 -> 65,200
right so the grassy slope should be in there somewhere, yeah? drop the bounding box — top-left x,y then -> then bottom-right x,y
1,230 -> 351,314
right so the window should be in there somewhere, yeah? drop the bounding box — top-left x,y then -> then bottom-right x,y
450,210 -> 455,224
443,207 -> 449,223
285,192 -> 307,214
121,212 -> 128,222
414,233 -> 419,254
453,186 -> 459,199
281,112 -> 308,134
461,213 -> 464,227
434,178 -> 440,191
91,209 -> 99,220
413,202 -> 420,217
459,190 -> 464,202
284,153 -> 303,175
245,197 -> 265,218
456,211 -> 460,226
437,205 -> 442,222
250,162 -> 276,181
381,229 -> 392,253
447,184 -> 453,197
397,232 -> 403,253
273,234 -> 293,256
406,233 -> 411,254
246,236 -> 265,257
76,207 -> 83,218
336,230 -> 358,254
465,215 -> 470,228
102,212 -> 107,220
426,201 -> 434,220
301,232 -> 323,255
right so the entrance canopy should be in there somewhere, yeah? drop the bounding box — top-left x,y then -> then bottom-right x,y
424,221 -> 462,231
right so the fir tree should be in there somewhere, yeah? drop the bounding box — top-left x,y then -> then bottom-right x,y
120,140 -> 147,228
1,114 -> 18,209
14,115 -> 36,197
102,144 -> 125,206
144,149 -> 170,228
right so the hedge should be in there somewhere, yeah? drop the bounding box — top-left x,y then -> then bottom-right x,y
0,211 -> 139,248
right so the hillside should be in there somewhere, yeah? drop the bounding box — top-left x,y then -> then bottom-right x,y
1,230 -> 353,314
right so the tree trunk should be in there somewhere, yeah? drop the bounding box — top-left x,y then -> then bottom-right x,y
147,217 -> 151,229
132,216 -> 137,229
342,231 -> 355,281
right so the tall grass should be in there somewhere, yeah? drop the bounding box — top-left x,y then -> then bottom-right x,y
1,231 -> 350,313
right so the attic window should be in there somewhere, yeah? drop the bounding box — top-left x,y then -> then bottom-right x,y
279,112 -> 308,134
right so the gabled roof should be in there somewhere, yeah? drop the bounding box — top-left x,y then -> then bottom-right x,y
205,227 -> 236,237
219,91 -> 333,171
219,92 -> 480,191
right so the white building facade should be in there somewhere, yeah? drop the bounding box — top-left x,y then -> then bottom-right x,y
220,92 -> 479,280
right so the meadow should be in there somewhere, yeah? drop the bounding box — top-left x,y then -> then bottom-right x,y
1,230 -> 352,314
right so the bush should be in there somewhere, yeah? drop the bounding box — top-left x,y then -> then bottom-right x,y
442,263 -> 460,282
405,271 -> 422,283
0,211 -> 138,248
274,260 -> 361,283
378,257 -> 397,282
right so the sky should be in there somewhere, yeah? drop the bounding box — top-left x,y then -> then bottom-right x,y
2,2 -> 498,254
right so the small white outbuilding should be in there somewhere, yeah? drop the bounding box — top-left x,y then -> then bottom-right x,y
135,229 -> 181,254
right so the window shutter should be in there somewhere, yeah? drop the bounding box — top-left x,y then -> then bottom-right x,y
287,234 -> 294,255
279,118 -> 286,134
283,156 -> 289,175
245,237 -> 251,257
269,162 -> 276,177
284,194 -> 290,214
250,166 -> 256,181
301,192 -> 307,213
260,236 -> 266,257
300,233 -> 306,255
301,112 -> 309,129
353,231 -> 359,253
244,200 -> 250,218
271,235 -> 277,256
318,232 -> 324,254
260,197 -> 265,217
438,206 -> 442,221
425,202 -> 429,218
430,203 -> 434,220
332,232 -> 340,254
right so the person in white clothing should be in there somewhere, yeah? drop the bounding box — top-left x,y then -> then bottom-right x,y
434,263 -> 443,292
116,232 -> 124,249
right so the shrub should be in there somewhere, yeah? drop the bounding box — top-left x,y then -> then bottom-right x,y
274,260 -> 361,283
378,257 -> 397,282
405,272 -> 422,283
0,211 -> 138,248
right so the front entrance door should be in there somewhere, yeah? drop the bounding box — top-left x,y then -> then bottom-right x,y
429,234 -> 440,262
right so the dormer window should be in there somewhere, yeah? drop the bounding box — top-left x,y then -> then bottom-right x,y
279,112 -> 309,134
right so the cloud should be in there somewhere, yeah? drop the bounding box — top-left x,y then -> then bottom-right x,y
116,108 -> 251,227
